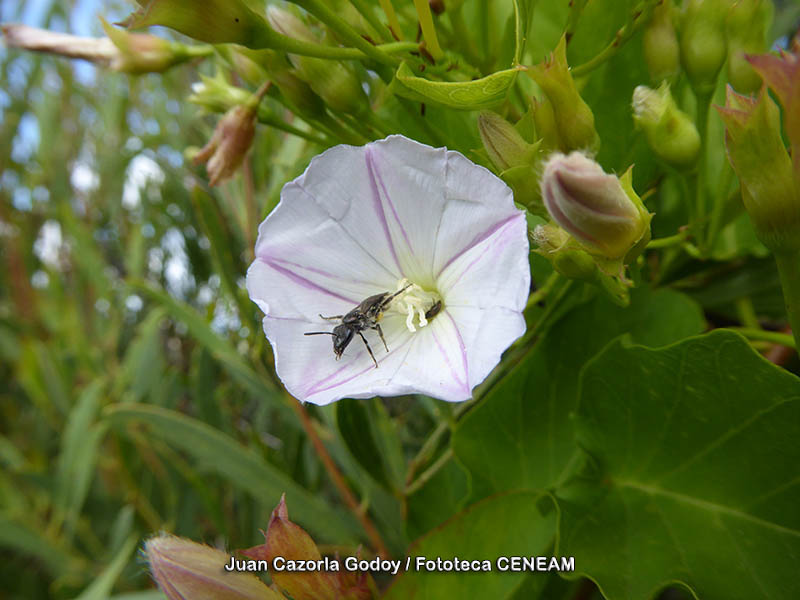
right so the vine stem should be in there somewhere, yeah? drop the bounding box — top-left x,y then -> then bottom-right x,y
405,448 -> 453,496
525,271 -> 561,310
730,327 -> 796,349
774,250 -> 800,354
289,397 -> 391,558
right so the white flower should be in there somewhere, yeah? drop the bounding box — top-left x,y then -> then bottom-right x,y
246,135 -> 530,404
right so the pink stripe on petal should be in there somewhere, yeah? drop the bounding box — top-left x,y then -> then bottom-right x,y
430,312 -> 469,394
264,258 -> 357,304
365,148 -> 404,273
366,147 -> 418,261
435,213 -> 521,279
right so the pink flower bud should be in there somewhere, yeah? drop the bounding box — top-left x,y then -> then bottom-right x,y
193,83 -> 269,186
145,535 -> 279,600
541,152 -> 651,260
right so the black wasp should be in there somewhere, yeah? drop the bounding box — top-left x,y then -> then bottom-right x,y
305,284 -> 442,368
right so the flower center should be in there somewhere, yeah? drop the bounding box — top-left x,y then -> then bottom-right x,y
389,278 -> 443,333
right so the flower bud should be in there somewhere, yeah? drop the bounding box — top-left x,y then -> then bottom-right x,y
642,0 -> 680,82
122,0 -> 272,47
242,495 -> 371,600
531,224 -> 632,306
526,36 -> 600,152
193,83 -> 269,186
680,0 -> 730,94
477,111 -> 538,172
0,22 -> 205,74
145,535 -> 279,600
266,6 -> 368,115
716,85 -> 800,252
726,0 -> 771,93
532,96 -> 562,151
632,83 -> 700,169
746,44 -> 800,159
540,152 -> 651,260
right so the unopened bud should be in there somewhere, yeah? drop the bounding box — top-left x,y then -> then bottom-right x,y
145,535 -> 279,600
121,0 -> 272,48
193,83 -> 269,186
532,96 -> 562,151
531,224 -> 631,306
541,152 -> 651,260
642,0 -> 680,82
242,495 -> 371,600
0,22 -> 205,74
680,0 -> 730,94
526,36 -> 600,152
746,45 -> 800,155
633,83 -> 700,169
726,0 -> 771,93
266,6 -> 367,115
477,111 -> 538,172
716,85 -> 799,252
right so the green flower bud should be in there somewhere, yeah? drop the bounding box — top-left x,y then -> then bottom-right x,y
145,535 -> 280,600
526,36 -> 600,152
193,83 -> 269,186
541,152 -> 651,260
189,73 -> 250,115
726,0 -> 772,93
642,0 -> 680,83
680,0 -> 731,95
531,224 -> 632,306
716,85 -> 800,252
477,111 -> 538,172
122,0 -> 272,47
266,6 -> 368,115
632,83 -> 701,169
532,96 -> 562,151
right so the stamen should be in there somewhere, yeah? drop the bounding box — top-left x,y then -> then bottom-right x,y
390,278 -> 442,333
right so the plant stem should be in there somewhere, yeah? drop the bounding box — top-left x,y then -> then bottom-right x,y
525,271 -> 561,310
413,0 -> 444,61
349,0 -> 393,43
571,0 -> 657,77
290,398 -> 391,558
693,89 -> 712,254
255,106 -> 331,145
405,420 -> 449,486
378,0 -> 404,40
730,327 -> 796,349
773,250 -> 800,354
292,0 -> 399,66
646,230 -> 690,249
405,448 -> 454,496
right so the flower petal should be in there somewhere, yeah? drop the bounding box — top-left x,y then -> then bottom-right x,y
437,210 -> 529,311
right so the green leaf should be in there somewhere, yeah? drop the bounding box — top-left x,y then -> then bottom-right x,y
73,534 -> 138,600
559,330 -> 800,600
129,282 -> 293,420
55,379 -> 107,538
103,403 -> 361,543
392,62 -> 522,110
453,287 -> 705,500
385,492 -> 558,600
336,399 -> 398,491
406,459 -> 469,540
0,514 -> 80,577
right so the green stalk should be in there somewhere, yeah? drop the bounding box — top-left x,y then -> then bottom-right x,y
693,89 -> 712,253
378,0 -> 404,40
774,250 -> 800,353
413,0 -> 444,61
255,106 -> 331,145
291,0 -> 400,66
349,0 -> 393,43
731,327 -> 796,349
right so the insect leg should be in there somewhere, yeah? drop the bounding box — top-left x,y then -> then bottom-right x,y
319,313 -> 344,321
373,323 -> 389,352
357,331 -> 379,368
304,331 -> 335,336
